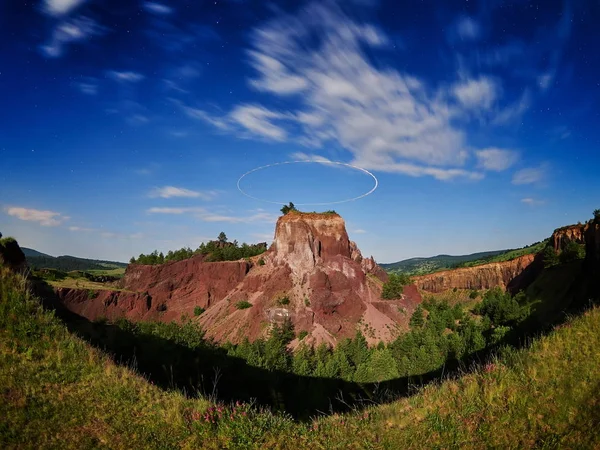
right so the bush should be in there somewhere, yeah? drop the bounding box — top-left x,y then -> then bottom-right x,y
304,297 -> 310,307
469,290 -> 479,299
559,241 -> 586,264
258,258 -> 265,266
193,306 -> 205,316
542,246 -> 559,268
474,288 -> 528,326
236,301 -> 252,310
87,290 -> 98,299
297,330 -> 309,340
278,296 -> 290,306
381,273 -> 411,299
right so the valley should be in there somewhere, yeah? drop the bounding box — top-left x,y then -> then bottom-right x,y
1,209 -> 599,447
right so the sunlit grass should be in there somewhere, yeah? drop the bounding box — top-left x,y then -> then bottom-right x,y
1,265 -> 599,449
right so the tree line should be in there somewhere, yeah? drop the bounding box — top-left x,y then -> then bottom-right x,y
130,232 -> 267,265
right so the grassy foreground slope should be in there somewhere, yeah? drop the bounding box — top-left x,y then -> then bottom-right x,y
1,267 -> 599,449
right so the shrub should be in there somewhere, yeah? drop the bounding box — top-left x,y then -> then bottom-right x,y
304,297 -> 310,307
235,301 -> 252,310
258,258 -> 265,266
278,296 -> 290,306
193,306 -> 205,316
297,330 -> 309,340
87,289 -> 98,299
559,241 -> 586,264
381,273 -> 411,299
469,290 -> 479,299
542,246 -> 560,268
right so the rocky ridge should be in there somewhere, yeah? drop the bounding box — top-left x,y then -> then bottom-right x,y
53,212 -> 421,346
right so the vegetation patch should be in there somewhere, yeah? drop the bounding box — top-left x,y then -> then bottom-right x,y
235,300 -> 252,310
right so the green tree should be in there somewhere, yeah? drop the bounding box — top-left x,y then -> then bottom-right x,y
280,202 -> 297,215
218,232 -> 228,243
559,241 -> 586,264
381,273 -> 411,299
594,209 -> 600,222
409,304 -> 425,328
542,246 -> 559,268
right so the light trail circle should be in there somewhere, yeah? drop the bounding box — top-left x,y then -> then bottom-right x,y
236,160 -> 378,206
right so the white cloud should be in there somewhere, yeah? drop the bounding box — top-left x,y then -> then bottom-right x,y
149,186 -> 218,200
185,3 -> 497,181
229,105 -> 289,141
77,82 -> 97,95
108,71 -> 145,83
456,16 -> 481,41
143,2 -> 172,15
43,0 -> 85,16
69,226 -> 95,232
492,90 -> 531,125
521,198 -> 545,206
147,207 -> 276,223
352,229 -> 367,234
512,165 -> 547,185
5,207 -> 69,227
537,72 -> 554,91
452,77 -> 498,110
41,16 -> 104,58
289,152 -> 334,163
475,148 -> 519,171
148,207 -> 205,215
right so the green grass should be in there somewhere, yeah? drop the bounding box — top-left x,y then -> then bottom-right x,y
458,240 -> 548,268
86,267 -> 126,277
1,266 -> 599,448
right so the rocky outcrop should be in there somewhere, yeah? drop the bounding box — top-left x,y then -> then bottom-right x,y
50,211 -> 420,346
413,254 -> 541,293
199,212 -> 417,345
552,224 -> 586,252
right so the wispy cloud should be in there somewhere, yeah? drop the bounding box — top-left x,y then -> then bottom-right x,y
77,80 -> 97,95
182,3 -> 503,181
521,198 -> 545,206
149,186 -> 219,200
40,15 -> 104,58
512,165 -> 548,185
68,226 -> 95,232
108,71 -> 145,83
491,90 -> 531,125
5,206 -> 69,226
43,0 -> 86,16
143,2 -> 172,15
352,229 -> 367,234
475,148 -> 519,172
456,16 -> 481,41
452,76 -> 498,110
147,207 -> 276,223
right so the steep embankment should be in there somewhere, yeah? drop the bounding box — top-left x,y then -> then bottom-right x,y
413,254 -> 541,293
414,224 -> 587,294
52,212 -> 421,345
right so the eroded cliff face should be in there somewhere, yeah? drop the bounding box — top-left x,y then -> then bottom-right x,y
199,212 -> 417,346
51,212 -> 420,346
413,254 -> 542,293
552,224 -> 586,251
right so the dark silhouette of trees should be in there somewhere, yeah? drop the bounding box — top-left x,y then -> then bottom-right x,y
280,202 -> 297,215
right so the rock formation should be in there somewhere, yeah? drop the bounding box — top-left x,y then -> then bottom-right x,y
53,212 -> 421,346
552,224 -> 586,252
413,254 -> 542,293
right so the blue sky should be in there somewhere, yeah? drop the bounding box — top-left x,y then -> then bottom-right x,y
1,0 -> 599,263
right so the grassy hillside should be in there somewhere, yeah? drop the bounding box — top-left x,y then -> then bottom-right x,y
383,240 -> 547,276
1,266 -> 599,448
25,253 -> 127,272
381,250 -> 510,275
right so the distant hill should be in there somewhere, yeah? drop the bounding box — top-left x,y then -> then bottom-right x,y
380,250 -> 510,275
23,248 -> 127,272
21,247 -> 52,258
